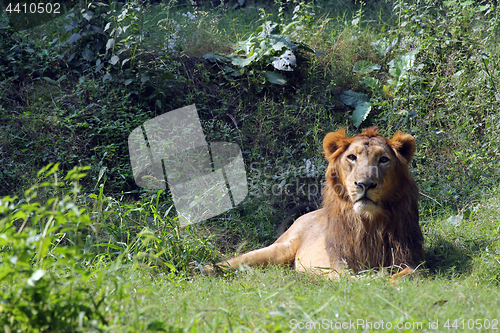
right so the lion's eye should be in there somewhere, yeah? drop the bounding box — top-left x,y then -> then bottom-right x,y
379,156 -> 390,163
347,154 -> 357,161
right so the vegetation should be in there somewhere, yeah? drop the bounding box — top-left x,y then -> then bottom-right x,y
1,0 -> 499,331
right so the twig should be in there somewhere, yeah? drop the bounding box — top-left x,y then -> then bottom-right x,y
419,191 -> 442,207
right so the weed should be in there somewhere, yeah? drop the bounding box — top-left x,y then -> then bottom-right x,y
204,0 -> 322,86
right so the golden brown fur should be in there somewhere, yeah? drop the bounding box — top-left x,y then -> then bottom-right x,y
205,127 -> 424,279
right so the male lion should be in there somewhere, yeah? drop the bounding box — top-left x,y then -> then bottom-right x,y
206,127 -> 425,279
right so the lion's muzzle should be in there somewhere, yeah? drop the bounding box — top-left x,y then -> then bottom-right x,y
354,180 -> 377,193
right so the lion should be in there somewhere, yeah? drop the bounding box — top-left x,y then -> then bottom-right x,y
205,127 -> 425,279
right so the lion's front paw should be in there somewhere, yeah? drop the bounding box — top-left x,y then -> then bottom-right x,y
202,264 -> 215,274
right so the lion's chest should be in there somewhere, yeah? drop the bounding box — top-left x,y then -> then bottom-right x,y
294,234 -> 334,274
288,209 -> 341,275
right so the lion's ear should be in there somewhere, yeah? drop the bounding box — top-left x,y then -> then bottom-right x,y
390,132 -> 416,164
323,129 -> 348,159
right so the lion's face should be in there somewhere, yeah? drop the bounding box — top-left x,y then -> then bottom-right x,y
340,135 -> 398,217
323,127 -> 416,219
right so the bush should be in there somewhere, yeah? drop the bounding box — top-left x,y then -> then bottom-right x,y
0,164 -> 110,331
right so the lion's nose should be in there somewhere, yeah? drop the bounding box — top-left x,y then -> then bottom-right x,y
355,181 -> 377,192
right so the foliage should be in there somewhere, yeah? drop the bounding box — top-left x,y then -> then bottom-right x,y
204,1 -> 321,86
1,0 -> 500,330
1,0 -> 498,217
339,89 -> 372,128
95,188 -> 217,274
2,0 -> 498,231
0,15 -> 17,80
327,0 -> 500,212
0,164 -> 111,331
2,164 -> 500,331
343,0 -> 499,131
0,163 -> 217,330
384,0 -> 500,211
343,47 -> 421,128
64,1 -> 151,81
0,13 -> 63,82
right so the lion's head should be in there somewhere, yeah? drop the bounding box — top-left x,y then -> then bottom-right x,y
323,127 -> 416,219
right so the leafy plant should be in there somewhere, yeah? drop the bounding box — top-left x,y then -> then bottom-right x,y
341,47 -> 423,128
0,163 -> 114,331
94,189 -> 218,274
204,1 -> 322,86
64,1 -> 110,72
0,13 -> 63,82
340,89 -> 371,128
0,163 -> 216,330
64,0 -> 154,84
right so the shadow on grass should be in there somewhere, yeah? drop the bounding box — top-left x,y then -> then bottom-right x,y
424,234 -> 487,278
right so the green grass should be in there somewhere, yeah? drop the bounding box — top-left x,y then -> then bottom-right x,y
91,189 -> 500,331
131,189 -> 500,331
1,166 -> 499,331
124,268 -> 500,332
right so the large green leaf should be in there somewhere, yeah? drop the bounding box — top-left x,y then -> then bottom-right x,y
264,71 -> 287,85
340,90 -> 372,128
352,102 -> 372,128
203,53 -> 228,63
297,42 -> 323,56
388,49 -> 418,84
362,77 -> 380,91
231,52 -> 258,68
340,90 -> 370,107
372,37 -> 398,57
269,35 -> 296,52
233,38 -> 256,56
352,60 -> 381,75
67,33 -> 82,44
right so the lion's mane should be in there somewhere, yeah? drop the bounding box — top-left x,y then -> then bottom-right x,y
322,127 -> 424,272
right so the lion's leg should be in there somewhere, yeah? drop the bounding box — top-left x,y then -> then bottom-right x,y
389,267 -> 414,281
207,240 -> 298,273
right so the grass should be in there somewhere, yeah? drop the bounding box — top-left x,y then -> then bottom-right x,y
96,189 -> 500,331
1,0 -> 500,331
2,165 -> 499,331
130,270 -> 500,331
